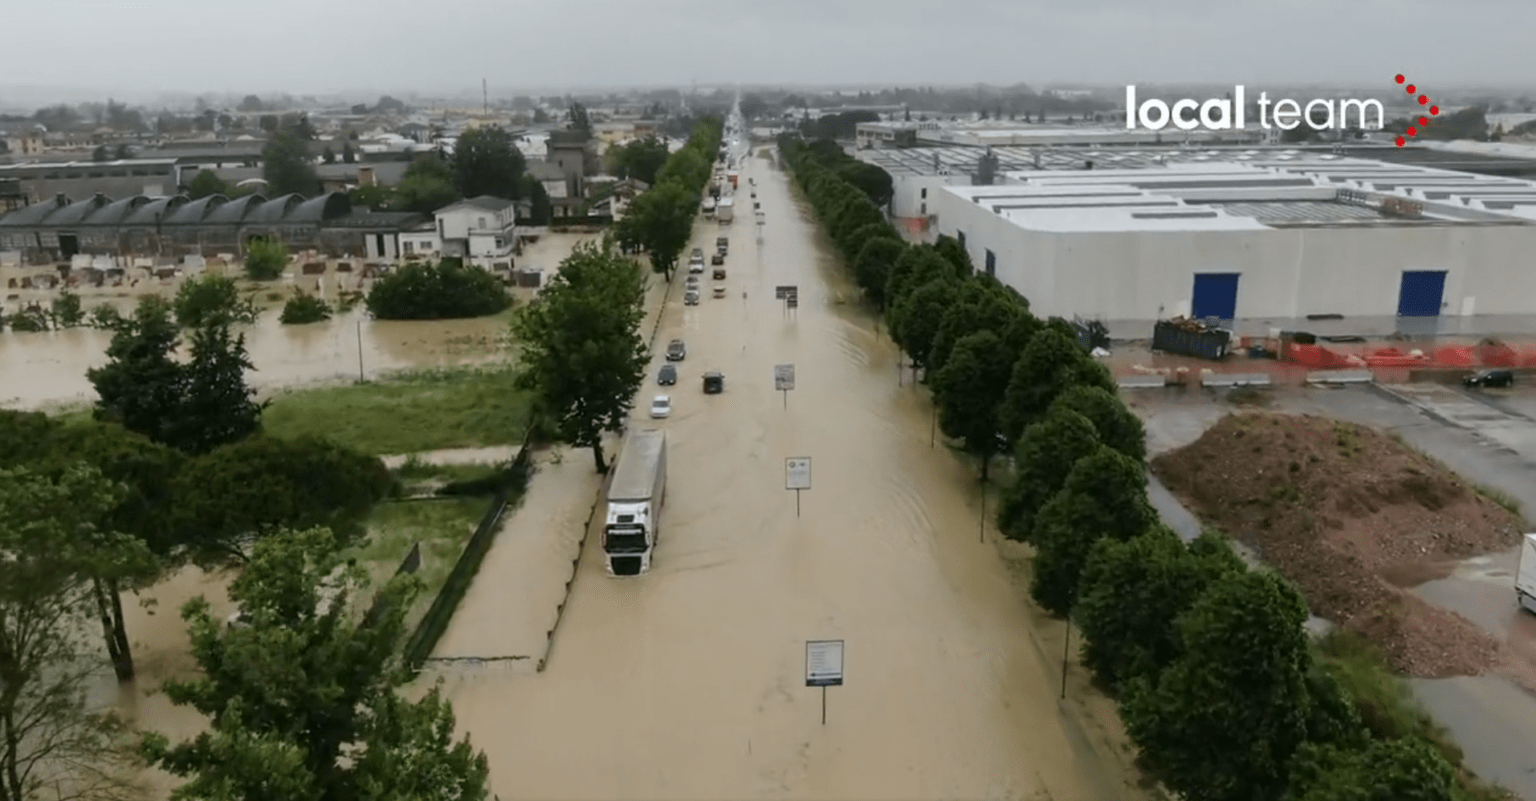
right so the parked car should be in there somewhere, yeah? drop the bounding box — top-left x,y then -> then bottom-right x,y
690,247 -> 703,260
688,259 -> 704,274
1465,368 -> 1514,388
684,291 -> 699,305
702,371 -> 724,394
666,339 -> 686,361
657,363 -> 676,385
650,395 -> 672,418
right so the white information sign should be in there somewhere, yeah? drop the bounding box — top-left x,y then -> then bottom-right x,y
775,364 -> 795,391
785,457 -> 811,491
805,640 -> 844,687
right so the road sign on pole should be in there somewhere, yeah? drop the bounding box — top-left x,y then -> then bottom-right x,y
775,364 -> 794,408
785,456 -> 810,516
806,639 -> 844,726
775,285 -> 793,300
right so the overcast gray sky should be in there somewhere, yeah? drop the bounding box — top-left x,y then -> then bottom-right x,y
5,0 -> 1528,97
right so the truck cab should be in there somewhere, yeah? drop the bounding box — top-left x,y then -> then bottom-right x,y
603,429 -> 667,576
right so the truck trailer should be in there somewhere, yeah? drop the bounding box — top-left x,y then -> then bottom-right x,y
716,197 -> 734,223
603,429 -> 667,576
1518,533 -> 1536,614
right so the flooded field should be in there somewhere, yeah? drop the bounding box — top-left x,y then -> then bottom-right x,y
428,154 -> 1145,799
0,232 -> 597,410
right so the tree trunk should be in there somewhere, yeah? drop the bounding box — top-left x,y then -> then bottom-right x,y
92,577 -> 134,681
980,452 -> 991,483
592,441 -> 608,474
108,579 -> 134,677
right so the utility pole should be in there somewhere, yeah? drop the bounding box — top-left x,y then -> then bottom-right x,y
482,78 -> 488,116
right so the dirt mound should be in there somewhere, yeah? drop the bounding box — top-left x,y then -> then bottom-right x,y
1152,412 -> 1522,677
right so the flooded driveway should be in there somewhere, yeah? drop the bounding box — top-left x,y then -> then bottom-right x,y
430,152 -> 1144,800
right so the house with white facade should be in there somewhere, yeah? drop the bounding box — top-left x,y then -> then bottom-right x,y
433,195 -> 516,267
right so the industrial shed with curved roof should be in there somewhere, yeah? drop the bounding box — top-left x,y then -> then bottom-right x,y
288,191 -> 351,223
121,196 -> 188,227
248,193 -> 304,224
162,194 -> 227,225
0,194 -> 72,227
46,194 -> 113,227
203,194 -> 266,225
84,195 -> 154,227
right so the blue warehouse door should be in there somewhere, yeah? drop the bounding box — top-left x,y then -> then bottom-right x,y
1397,270 -> 1446,317
1191,273 -> 1240,322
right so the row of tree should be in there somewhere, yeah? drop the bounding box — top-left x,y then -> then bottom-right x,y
779,136 -> 1473,801
612,117 -> 724,279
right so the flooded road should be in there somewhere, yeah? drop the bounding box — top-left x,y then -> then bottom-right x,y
0,233 -> 597,409
431,150 -> 1144,800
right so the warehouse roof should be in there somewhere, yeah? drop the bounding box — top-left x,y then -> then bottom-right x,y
943,159 -> 1536,233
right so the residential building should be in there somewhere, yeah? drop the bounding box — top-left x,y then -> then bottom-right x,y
433,195 -> 515,264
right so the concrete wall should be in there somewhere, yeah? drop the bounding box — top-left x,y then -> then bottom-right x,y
931,187 -> 1536,326
890,173 -> 970,219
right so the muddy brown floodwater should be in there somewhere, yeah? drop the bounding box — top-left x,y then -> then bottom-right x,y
0,233 -> 598,410
426,152 -> 1145,800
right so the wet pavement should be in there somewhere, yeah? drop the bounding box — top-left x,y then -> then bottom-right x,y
427,145 -> 1146,800
1126,383 -> 1536,798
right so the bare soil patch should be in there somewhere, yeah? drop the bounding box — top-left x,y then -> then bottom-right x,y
1152,412 -> 1522,677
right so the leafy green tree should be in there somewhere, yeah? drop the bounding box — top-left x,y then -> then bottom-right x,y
932,330 -> 1015,481
451,125 -> 526,199
926,278 -> 1029,379
933,234 -> 971,274
521,173 -> 553,224
341,141 -> 356,163
655,146 -> 708,191
187,169 -> 228,200
996,405 -> 1100,542
170,321 -> 264,455
245,236 -> 288,280
280,291 -> 332,324
568,102 -> 591,137
615,180 -> 694,279
1076,529 -> 1245,689
509,242 -> 649,473
1285,738 -> 1456,801
262,130 -> 320,196
853,236 -> 905,308
1121,570 -> 1318,801
394,155 -> 460,214
611,137 -> 670,184
884,246 -> 953,319
51,289 -> 84,327
892,276 -> 959,376
322,146 -> 336,164
142,527 -> 489,801
0,464 -> 146,801
1048,385 -> 1145,463
365,259 -> 512,320
1030,446 -> 1155,616
835,160 -> 895,207
171,437 -> 392,567
348,183 -> 394,211
88,296 -> 186,445
999,328 -> 1115,449
174,274 -> 259,327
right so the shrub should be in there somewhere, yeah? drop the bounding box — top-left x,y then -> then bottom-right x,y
173,274 -> 258,327
88,303 -> 123,329
364,258 -> 512,320
245,237 -> 289,280
280,291 -> 332,324
51,290 -> 84,327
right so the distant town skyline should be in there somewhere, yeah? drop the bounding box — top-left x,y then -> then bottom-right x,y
1,0 -> 1528,100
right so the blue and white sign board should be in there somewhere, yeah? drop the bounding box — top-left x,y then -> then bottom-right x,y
785,457 -> 811,491
805,639 -> 844,687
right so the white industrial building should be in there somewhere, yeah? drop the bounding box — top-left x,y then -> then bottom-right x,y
927,157 -> 1536,336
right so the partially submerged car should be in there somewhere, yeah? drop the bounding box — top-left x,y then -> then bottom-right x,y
665,339 -> 686,361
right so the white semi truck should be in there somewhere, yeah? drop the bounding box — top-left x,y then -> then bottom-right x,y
1518,533 -> 1536,614
603,429 -> 667,576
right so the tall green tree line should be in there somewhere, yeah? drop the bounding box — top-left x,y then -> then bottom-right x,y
779,134 -> 1471,801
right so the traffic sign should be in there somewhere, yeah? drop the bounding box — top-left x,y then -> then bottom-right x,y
785,457 -> 811,490
786,294 -> 798,309
774,364 -> 795,391
805,640 -> 844,687
775,285 -> 794,300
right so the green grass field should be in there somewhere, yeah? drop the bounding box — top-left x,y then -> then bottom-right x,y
262,365 -> 531,456
350,496 -> 489,633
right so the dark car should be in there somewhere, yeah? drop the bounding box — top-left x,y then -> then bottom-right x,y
666,339 -> 686,361
711,253 -> 725,265
684,291 -> 699,306
1465,368 -> 1514,388
657,363 -> 676,385
703,371 -> 724,394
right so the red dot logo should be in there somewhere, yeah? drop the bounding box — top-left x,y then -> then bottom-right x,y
1395,75 -> 1439,146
